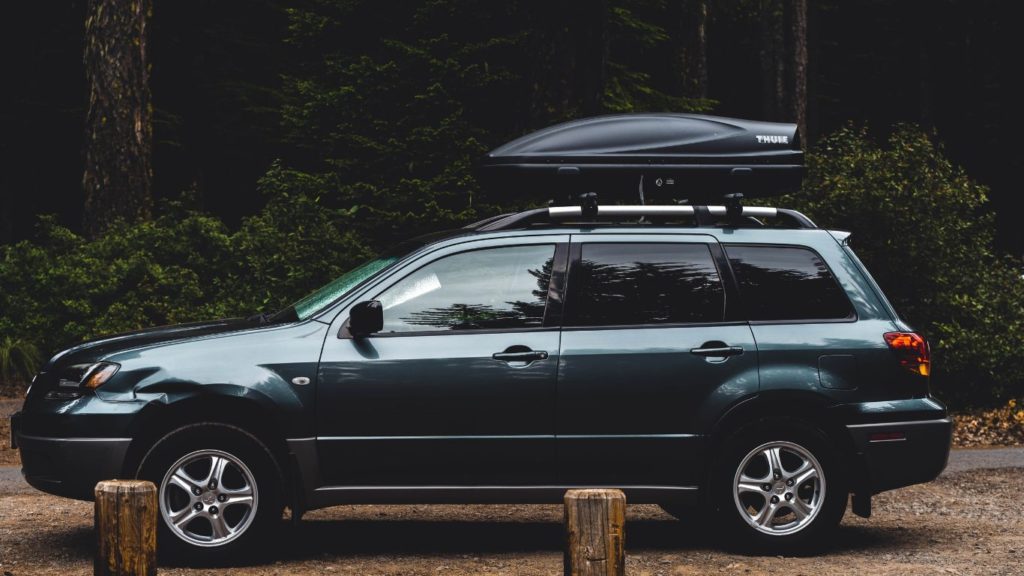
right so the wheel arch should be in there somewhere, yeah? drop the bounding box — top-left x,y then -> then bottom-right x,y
122,391 -> 295,506
705,391 -> 864,493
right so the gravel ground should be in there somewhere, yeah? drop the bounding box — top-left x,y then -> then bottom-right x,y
1,467 -> 1023,575
4,394 -> 1024,575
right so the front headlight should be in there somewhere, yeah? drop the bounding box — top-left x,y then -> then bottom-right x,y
82,363 -> 120,389
57,362 -> 120,390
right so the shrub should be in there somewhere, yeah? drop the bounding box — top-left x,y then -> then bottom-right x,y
2,124 -> 1020,409
0,187 -> 370,366
791,126 -> 1024,406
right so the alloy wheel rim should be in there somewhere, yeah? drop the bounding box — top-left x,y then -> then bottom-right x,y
732,440 -> 825,536
158,449 -> 259,547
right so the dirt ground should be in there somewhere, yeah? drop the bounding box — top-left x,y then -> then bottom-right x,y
3,395 -> 1023,575
0,467 -> 1021,576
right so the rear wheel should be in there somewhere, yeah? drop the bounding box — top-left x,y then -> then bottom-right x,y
713,425 -> 846,553
138,424 -> 283,564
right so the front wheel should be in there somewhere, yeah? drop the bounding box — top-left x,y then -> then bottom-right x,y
138,424 -> 283,564
714,427 -> 846,553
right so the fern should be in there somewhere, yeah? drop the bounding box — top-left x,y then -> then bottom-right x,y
0,336 -> 42,385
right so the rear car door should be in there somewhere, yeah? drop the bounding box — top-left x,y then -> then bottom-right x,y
556,234 -> 758,487
317,235 -> 568,486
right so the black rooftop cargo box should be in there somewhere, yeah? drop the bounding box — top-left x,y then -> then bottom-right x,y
479,114 -> 803,203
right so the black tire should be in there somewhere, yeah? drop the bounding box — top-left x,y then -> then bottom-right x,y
137,423 -> 284,565
710,422 -> 847,554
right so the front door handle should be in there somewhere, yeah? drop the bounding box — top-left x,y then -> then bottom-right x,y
690,343 -> 744,357
492,350 -> 549,362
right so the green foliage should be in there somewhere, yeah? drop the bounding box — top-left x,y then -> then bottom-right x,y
2,0 -> 716,388
2,124 -> 1021,408
276,0 -> 712,250
0,189 -> 369,363
2,1 -> 1017,411
791,126 -> 1024,406
0,336 -> 41,384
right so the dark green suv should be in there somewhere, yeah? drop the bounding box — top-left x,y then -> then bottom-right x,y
11,202 -> 951,560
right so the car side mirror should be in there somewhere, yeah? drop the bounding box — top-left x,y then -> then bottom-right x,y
348,300 -> 383,338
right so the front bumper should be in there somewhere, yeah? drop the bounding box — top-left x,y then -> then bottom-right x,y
11,399 -> 138,501
16,434 -> 131,501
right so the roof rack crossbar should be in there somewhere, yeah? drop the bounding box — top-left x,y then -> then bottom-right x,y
548,205 -> 780,219
476,204 -> 817,231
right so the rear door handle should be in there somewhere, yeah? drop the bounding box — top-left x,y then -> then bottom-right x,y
492,350 -> 549,362
690,345 -> 744,357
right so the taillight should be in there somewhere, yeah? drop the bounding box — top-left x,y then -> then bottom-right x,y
884,332 -> 930,377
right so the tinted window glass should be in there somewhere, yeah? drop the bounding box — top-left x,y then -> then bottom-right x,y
570,243 -> 725,326
725,245 -> 853,321
376,245 -> 555,333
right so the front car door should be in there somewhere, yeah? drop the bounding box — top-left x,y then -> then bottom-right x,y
556,233 -> 759,489
316,235 -> 568,488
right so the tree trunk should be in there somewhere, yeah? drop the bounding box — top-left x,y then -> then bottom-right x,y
536,0 -> 575,125
915,0 -> 935,130
671,0 -> 709,100
805,0 -> 820,142
82,0 -> 152,238
759,0 -> 785,121
0,205 -> 11,244
759,0 -> 807,144
574,0 -> 608,115
786,0 -> 808,145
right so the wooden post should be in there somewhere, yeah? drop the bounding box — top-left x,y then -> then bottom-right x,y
564,488 -> 626,576
94,480 -> 157,576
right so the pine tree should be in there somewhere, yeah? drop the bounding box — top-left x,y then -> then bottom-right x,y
82,0 -> 153,237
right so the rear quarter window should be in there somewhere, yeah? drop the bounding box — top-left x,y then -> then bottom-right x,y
724,245 -> 854,322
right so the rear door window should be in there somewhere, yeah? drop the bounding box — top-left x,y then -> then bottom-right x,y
724,245 -> 853,321
568,243 -> 725,326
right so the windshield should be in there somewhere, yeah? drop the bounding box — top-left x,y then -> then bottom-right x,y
290,257 -> 399,321
280,228 -> 472,322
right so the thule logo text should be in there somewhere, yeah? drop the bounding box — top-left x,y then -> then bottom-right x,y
755,134 -> 789,144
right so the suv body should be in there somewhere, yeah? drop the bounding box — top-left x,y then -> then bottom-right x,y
11,205 -> 951,558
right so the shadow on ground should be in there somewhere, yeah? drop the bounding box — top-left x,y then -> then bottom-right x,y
284,517 -> 699,557
14,506 -> 944,569
272,513 -> 936,560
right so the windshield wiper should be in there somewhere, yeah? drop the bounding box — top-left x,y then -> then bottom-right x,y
248,308 -> 299,325
246,311 -> 274,325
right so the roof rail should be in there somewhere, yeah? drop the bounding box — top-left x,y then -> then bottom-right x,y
476,205 -> 817,231
463,212 -> 516,229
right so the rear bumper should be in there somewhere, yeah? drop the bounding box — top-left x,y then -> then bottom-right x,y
846,416 -> 952,494
11,410 -> 132,501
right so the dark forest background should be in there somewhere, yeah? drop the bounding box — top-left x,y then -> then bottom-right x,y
1,0 -> 1022,406
3,0 -> 1020,252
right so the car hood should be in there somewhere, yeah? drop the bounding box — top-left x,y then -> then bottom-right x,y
44,318 -> 258,371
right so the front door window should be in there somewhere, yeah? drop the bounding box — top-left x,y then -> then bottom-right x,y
377,244 -> 555,333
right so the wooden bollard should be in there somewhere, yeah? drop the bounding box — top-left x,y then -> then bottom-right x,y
94,480 -> 157,576
564,488 -> 626,576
